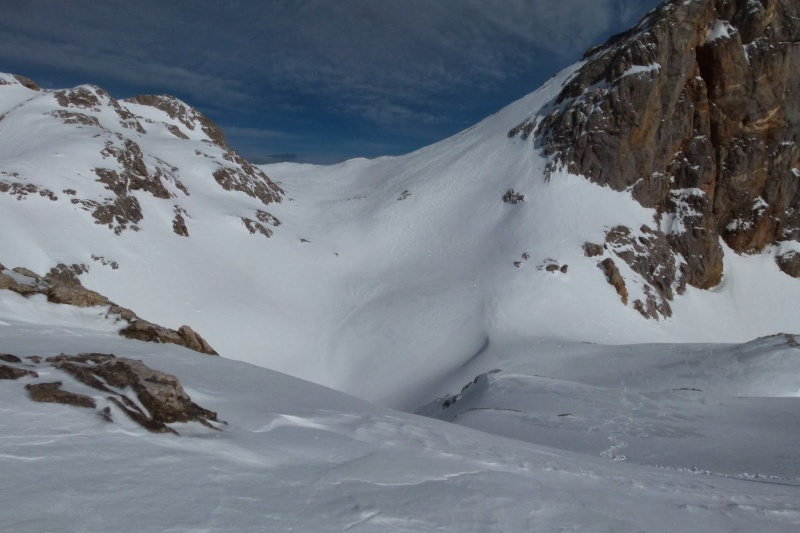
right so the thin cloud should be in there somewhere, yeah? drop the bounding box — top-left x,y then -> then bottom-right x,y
0,0 -> 663,161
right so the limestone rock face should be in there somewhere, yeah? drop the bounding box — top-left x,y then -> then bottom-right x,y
510,0 -> 800,316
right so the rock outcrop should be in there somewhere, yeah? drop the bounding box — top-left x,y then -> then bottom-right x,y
510,0 -> 800,317
6,352 -> 222,435
0,263 -> 218,355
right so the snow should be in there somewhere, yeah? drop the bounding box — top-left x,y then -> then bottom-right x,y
2,63 -> 800,411
1,300 -> 799,532
620,63 -> 661,78
705,20 -> 735,43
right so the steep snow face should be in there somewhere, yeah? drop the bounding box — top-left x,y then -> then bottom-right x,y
1,65 -> 799,408
1,299 -> 799,532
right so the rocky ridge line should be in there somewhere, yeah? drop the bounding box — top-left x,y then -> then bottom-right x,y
0,262 -> 218,355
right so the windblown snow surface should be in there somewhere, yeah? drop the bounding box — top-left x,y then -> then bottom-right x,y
1,58 -> 800,530
1,296 -> 799,532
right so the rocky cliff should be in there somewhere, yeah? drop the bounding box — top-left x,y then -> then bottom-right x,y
510,0 -> 800,318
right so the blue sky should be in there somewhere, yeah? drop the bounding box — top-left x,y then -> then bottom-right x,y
0,0 -> 663,164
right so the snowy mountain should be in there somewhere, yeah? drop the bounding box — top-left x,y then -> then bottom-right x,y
2,0 -> 800,530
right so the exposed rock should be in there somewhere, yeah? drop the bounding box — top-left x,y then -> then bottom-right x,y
256,209 -> 281,227
49,110 -> 101,128
0,364 -> 37,380
4,352 -> 221,435
783,333 -> 800,348
12,267 -> 40,279
48,354 -> 221,433
90,255 -> 119,269
212,150 -> 283,207
119,320 -> 218,355
172,206 -> 189,237
11,74 -> 39,91
511,0 -> 800,297
48,283 -> 110,308
539,259 -> 567,273
503,188 -> 525,204
599,258 -> 628,306
776,250 -> 800,277
54,86 -> 102,110
0,179 -> 58,201
241,217 -> 273,238
604,225 -> 677,318
26,382 -> 96,409
166,124 -> 190,140
0,354 -> 22,363
241,210 -> 280,238
398,190 -> 411,201
1,263 -> 217,355
176,325 -> 217,355
584,243 -> 604,257
44,263 -> 88,287
124,94 -> 228,147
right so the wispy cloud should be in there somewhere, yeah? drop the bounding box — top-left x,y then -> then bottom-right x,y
0,0 -> 662,161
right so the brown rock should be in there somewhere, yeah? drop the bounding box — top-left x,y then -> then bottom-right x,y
11,74 -> 39,91
2,262 -> 217,355
49,354 -> 221,433
241,217 -> 273,238
583,243 -> 604,257
119,319 -> 218,355
47,284 -> 110,307
172,207 -> 189,237
177,325 -> 218,355
776,251 -> 800,277
25,382 -> 96,409
0,364 -> 37,380
599,258 -> 628,306
123,94 -> 229,147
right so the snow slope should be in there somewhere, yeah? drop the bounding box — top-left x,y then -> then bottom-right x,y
1,297 -> 799,532
419,335 -> 800,479
1,62 -> 799,410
